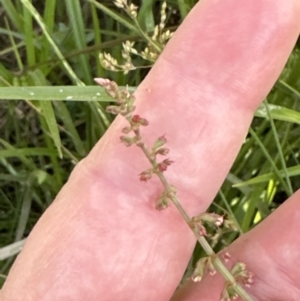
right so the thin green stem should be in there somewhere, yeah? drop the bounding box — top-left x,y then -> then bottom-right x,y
249,127 -> 291,195
264,99 -> 293,196
132,18 -> 162,53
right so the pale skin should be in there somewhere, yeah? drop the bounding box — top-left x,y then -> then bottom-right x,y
1,0 -> 300,300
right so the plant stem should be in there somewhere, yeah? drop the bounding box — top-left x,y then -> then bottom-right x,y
132,19 -> 163,53
134,129 -> 254,301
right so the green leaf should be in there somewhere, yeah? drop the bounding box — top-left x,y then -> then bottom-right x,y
233,165 -> 300,187
0,239 -> 26,261
255,103 -> 300,125
65,0 -> 93,84
0,86 -> 125,101
0,147 -> 57,158
138,0 -> 155,32
275,80 -> 300,101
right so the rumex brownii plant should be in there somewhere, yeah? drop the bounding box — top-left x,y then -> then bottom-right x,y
95,77 -> 254,301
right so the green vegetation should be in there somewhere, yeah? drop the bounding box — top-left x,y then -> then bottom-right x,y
0,0 -> 299,288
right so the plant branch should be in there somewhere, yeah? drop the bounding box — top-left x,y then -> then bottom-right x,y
96,78 -> 254,301
134,129 -> 254,301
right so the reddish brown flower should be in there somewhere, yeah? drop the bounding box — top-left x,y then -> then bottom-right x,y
131,114 -> 149,126
132,114 -> 141,123
157,159 -> 174,172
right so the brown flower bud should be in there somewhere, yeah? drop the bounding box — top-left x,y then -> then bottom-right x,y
121,126 -> 132,134
157,159 -> 174,172
155,147 -> 169,156
139,169 -> 152,182
120,135 -> 136,147
191,257 -> 208,282
155,196 -> 169,210
130,115 -> 148,125
106,105 -> 121,115
132,114 -> 141,123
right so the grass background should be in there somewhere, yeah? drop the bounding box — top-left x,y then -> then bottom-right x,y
0,0 -> 300,288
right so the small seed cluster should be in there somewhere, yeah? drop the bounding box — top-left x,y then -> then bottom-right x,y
100,1 -> 173,74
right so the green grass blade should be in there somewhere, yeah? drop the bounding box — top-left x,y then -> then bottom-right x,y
255,103 -> 300,125
39,101 -> 62,158
218,190 -> 243,234
276,79 -> 300,101
43,0 -> 57,30
39,0 -> 57,72
54,101 -> 86,156
14,176 -> 34,241
0,148 -> 57,158
0,239 -> 25,261
90,2 -> 104,77
176,0 -> 189,19
0,139 -> 35,169
249,127 -> 290,195
0,0 -> 23,32
138,0 -> 155,32
264,99 -> 293,195
23,2 -> 36,66
4,19 -> 23,72
65,0 -> 93,84
0,86 -> 123,101
19,0 -> 84,86
233,164 -> 300,187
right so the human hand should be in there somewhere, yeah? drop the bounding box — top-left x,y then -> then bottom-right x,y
1,0 -> 300,300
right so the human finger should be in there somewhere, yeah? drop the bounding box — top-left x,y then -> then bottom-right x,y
1,0 -> 299,300
172,189 -> 300,301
